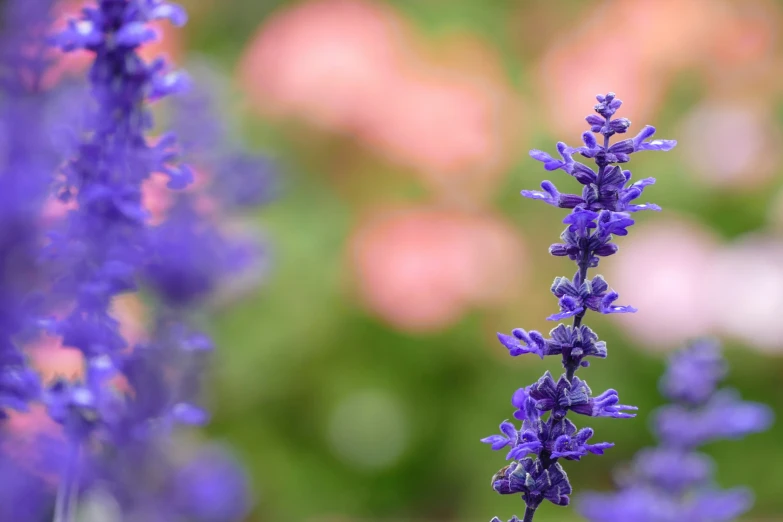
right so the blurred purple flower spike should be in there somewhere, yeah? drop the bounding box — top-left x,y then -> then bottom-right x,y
33,1 -> 275,521
578,339 -> 773,522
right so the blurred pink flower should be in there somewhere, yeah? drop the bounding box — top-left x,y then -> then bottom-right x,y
539,39 -> 664,139
362,35 -> 514,203
679,102 -> 779,189
237,0 -> 405,131
605,217 -> 719,350
705,0 -> 779,77
537,0 -> 708,137
349,207 -> 525,333
536,0 -> 716,137
237,0 -> 514,202
710,235 -> 783,352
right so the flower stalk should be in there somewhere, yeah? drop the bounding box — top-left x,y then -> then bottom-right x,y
484,93 -> 676,522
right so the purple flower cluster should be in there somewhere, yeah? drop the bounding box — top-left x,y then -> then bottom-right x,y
0,1 -> 270,521
578,340 -> 773,522
483,93 -> 675,522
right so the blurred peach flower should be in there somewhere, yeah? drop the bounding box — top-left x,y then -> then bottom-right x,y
537,0 -> 714,137
534,0 -> 783,138
349,207 -> 525,332
238,0 -> 405,131
362,34 -> 515,204
606,217 -> 719,350
679,102 -> 779,189
703,0 -> 780,96
237,0 -> 514,203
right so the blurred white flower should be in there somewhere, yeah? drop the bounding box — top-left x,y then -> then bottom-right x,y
709,234 -> 783,352
606,217 -> 719,350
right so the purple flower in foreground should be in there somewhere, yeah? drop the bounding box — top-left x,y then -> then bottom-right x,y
578,340 -> 773,522
484,93 -> 674,522
31,1 -> 273,521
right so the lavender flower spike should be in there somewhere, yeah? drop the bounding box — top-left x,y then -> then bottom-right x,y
578,339 -> 773,522
483,93 -> 675,522
45,1 -> 195,520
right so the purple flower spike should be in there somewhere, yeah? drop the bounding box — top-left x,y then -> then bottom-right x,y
23,1 -> 273,521
485,93 -> 672,519
578,341 -> 773,522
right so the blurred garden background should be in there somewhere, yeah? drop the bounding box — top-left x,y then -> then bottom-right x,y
61,0 -> 783,520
